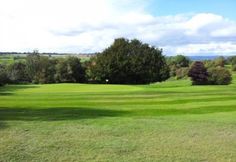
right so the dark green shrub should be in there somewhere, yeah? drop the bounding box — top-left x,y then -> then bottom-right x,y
207,67 -> 232,85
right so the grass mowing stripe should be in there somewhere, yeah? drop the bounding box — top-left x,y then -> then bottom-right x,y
0,76 -> 236,161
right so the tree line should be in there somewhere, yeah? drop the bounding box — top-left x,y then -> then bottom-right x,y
0,53 -> 86,86
0,38 -> 234,86
167,55 -> 233,85
0,38 -> 170,85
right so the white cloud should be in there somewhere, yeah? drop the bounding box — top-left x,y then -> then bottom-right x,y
164,42 -> 236,56
0,0 -> 236,55
184,13 -> 223,35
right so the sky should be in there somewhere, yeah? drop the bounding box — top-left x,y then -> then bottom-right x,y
0,0 -> 236,56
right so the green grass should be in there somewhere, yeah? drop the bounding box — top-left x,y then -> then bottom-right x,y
0,54 -> 90,64
0,76 -> 236,161
0,55 -> 14,64
0,55 -> 26,64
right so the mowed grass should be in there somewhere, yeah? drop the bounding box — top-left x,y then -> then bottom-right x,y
0,76 -> 236,161
0,55 -> 25,64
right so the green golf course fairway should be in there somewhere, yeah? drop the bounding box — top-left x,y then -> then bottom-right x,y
0,76 -> 236,161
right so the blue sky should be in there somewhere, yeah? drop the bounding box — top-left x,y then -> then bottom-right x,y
150,0 -> 236,20
0,0 -> 236,56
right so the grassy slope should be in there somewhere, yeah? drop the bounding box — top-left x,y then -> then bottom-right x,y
0,76 -> 236,161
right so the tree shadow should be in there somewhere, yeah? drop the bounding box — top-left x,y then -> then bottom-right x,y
0,85 -> 39,96
145,96 -> 236,105
0,107 -> 128,121
0,121 -> 7,129
131,105 -> 236,116
0,92 -> 13,96
0,105 -> 235,121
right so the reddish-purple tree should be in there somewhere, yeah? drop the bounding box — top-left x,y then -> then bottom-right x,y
188,61 -> 208,85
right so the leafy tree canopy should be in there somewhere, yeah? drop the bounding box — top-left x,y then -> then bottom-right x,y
88,38 -> 169,84
188,61 -> 208,85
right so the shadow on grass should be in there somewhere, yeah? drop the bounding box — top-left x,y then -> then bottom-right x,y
0,121 -> 7,129
133,105 -> 236,116
0,105 -> 235,121
0,107 -> 128,121
0,92 -> 13,96
0,85 -> 39,96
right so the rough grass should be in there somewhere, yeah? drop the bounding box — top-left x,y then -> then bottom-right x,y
0,75 -> 236,161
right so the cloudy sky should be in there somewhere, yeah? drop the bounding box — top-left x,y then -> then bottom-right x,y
0,0 -> 236,56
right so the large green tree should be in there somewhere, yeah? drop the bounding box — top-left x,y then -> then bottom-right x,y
0,64 -> 8,86
26,53 -> 58,84
7,62 -> 30,83
89,38 -> 169,84
55,57 -> 86,83
167,55 -> 190,77
167,55 -> 190,68
25,52 -> 41,83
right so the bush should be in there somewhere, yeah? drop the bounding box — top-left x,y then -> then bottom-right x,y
188,61 -> 208,85
207,67 -> 232,85
176,67 -> 189,80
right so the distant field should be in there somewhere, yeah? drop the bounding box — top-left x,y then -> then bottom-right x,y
0,54 -> 92,64
0,75 -> 236,161
0,55 -> 26,64
0,55 -> 14,64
